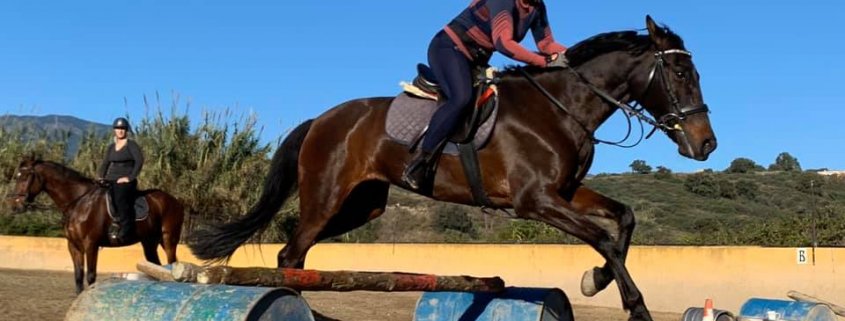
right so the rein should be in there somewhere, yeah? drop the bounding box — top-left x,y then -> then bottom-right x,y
519,48 -> 707,148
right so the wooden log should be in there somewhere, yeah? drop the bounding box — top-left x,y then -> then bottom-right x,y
788,290 -> 845,317
177,262 -> 505,292
136,261 -> 175,282
172,261 -> 201,282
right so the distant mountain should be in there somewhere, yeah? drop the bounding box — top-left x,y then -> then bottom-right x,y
0,114 -> 111,158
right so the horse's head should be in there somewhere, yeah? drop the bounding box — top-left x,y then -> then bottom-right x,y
7,157 -> 45,213
630,15 -> 717,161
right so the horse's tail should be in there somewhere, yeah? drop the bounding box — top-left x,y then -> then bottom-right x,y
189,119 -> 313,262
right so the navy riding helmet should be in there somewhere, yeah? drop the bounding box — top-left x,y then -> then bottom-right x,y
112,117 -> 130,131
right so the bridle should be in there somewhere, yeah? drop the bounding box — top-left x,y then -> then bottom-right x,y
7,163 -> 98,213
519,47 -> 709,147
7,166 -> 40,205
644,49 -> 710,133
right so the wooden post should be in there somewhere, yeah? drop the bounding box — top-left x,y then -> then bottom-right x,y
136,261 -> 175,282
172,262 -> 505,293
788,290 -> 845,317
172,261 -> 201,283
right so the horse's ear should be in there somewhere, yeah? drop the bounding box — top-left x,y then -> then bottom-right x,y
645,15 -> 668,49
30,152 -> 44,164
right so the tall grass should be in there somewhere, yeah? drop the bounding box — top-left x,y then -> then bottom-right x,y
0,98 -> 292,241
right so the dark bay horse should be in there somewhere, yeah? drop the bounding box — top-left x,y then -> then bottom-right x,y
191,16 -> 716,321
8,157 -> 184,293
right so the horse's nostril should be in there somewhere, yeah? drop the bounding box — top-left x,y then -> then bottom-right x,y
701,138 -> 717,155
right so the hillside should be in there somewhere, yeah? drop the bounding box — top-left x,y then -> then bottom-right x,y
331,170 -> 845,246
0,114 -> 111,158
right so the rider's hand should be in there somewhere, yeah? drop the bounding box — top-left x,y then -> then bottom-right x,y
546,53 -> 569,69
117,177 -> 130,184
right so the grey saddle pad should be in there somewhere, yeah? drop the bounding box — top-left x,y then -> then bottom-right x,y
385,93 -> 498,155
106,192 -> 149,221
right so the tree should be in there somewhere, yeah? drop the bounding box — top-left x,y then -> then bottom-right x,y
654,166 -> 673,180
725,157 -> 764,173
735,180 -> 759,200
629,160 -> 652,174
769,152 -> 802,172
718,179 -> 738,199
433,204 -> 476,236
795,173 -> 825,196
684,173 -> 720,198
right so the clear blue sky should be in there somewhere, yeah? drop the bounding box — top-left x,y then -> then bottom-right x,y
1,1 -> 842,173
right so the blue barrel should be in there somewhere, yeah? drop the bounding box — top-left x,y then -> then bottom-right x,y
414,287 -> 573,321
739,298 -> 837,321
682,307 -> 735,321
65,279 -> 315,321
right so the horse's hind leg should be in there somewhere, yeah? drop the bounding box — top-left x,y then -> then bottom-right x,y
160,203 -> 183,264
67,241 -> 85,294
142,239 -> 162,265
161,230 -> 180,264
569,186 -> 635,298
278,180 -> 389,269
316,180 -> 389,241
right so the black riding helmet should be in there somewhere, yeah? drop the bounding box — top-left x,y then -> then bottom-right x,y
112,117 -> 130,131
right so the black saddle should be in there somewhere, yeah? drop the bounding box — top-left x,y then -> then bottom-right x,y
412,64 -> 441,98
104,189 -> 150,221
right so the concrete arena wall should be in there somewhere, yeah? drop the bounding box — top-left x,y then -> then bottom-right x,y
0,235 -> 842,314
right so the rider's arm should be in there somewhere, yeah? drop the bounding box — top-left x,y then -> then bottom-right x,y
97,144 -> 112,179
128,140 -> 144,181
531,3 -> 567,55
488,1 -> 548,67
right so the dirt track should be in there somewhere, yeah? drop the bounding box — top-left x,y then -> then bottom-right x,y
0,268 -> 681,321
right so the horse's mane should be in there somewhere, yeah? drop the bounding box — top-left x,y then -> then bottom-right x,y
498,26 -> 685,78
39,160 -> 94,184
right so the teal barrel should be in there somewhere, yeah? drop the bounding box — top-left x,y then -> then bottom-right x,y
682,307 -> 735,321
65,279 -> 315,321
413,287 -> 573,321
739,298 -> 836,321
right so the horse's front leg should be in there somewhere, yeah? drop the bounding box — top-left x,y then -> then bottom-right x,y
84,241 -> 100,287
513,185 -> 651,321
67,241 -> 85,294
568,186 -> 636,298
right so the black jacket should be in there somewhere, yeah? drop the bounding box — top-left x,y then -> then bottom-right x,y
98,139 -> 144,181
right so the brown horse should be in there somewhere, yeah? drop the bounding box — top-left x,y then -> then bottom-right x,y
7,157 -> 184,294
190,16 -> 715,321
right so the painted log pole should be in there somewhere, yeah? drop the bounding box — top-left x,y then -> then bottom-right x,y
171,262 -> 505,293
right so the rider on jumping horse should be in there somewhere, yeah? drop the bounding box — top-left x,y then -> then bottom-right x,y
402,0 -> 570,190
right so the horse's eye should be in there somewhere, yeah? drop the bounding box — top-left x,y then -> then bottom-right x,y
675,71 -> 686,80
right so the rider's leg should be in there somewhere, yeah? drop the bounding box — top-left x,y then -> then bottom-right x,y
402,31 -> 473,190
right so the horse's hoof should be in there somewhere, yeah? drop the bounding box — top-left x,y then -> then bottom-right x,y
628,312 -> 653,321
581,268 -> 599,297
627,307 -> 653,321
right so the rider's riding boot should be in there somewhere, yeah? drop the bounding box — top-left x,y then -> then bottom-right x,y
402,150 -> 433,190
108,223 -> 121,242
117,213 -> 135,243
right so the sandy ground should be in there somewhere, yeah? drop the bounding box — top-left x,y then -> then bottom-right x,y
0,268 -> 681,321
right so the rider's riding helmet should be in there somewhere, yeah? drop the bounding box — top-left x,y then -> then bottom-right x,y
112,117 -> 130,130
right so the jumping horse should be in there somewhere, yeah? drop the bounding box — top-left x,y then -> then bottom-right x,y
8,157 -> 185,294
191,16 -> 716,321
